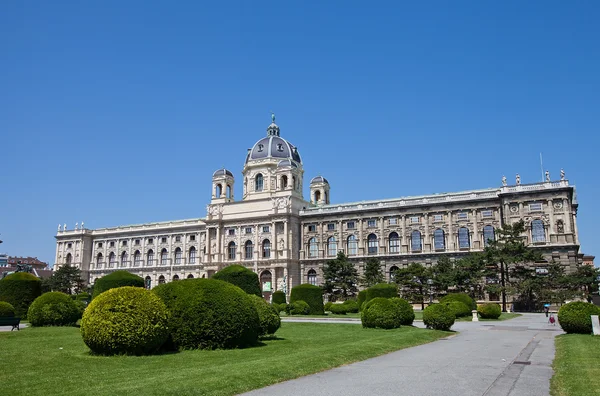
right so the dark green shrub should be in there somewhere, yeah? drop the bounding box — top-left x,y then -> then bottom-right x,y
74,292 -> 91,302
0,301 -> 16,317
365,283 -> 397,303
390,297 -> 415,326
0,272 -> 42,318
285,300 -> 310,315
440,293 -> 476,311
361,298 -> 402,329
28,292 -> 80,326
445,301 -> 471,318
92,271 -> 144,299
277,303 -> 287,313
558,301 -> 600,334
324,302 -> 333,312
329,304 -> 348,315
272,290 -> 286,305
213,265 -> 261,297
357,290 -> 367,310
153,279 -> 260,349
249,295 -> 281,336
290,284 -> 324,315
478,303 -> 502,319
342,300 -> 359,313
423,304 -> 455,331
81,287 -> 169,355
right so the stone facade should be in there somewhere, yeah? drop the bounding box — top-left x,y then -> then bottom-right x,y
54,117 -> 581,298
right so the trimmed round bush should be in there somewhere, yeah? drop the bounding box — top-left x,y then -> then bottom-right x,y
0,272 -> 42,318
440,293 -> 476,311
478,303 -> 502,319
0,301 -> 16,317
324,301 -> 333,312
365,283 -> 398,303
329,304 -> 348,315
445,301 -> 471,318
390,297 -> 415,326
249,295 -> 281,336
342,300 -> 359,313
92,271 -> 144,299
272,290 -> 286,305
558,301 -> 600,334
286,300 -> 310,315
81,287 -> 169,355
290,284 -> 324,315
357,290 -> 367,311
361,297 -> 402,329
423,304 -> 455,331
153,278 -> 260,350
28,292 -> 80,326
213,265 -> 261,297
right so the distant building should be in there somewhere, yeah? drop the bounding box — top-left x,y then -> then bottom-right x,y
6,256 -> 53,278
0,254 -> 8,268
582,255 -> 595,266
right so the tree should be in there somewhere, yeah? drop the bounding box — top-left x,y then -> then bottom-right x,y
322,252 -> 359,301
48,264 -> 85,295
566,265 -> 600,302
393,263 -> 431,310
361,257 -> 384,287
429,256 -> 455,296
453,253 -> 489,299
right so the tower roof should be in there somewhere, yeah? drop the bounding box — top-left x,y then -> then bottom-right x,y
245,115 -> 302,165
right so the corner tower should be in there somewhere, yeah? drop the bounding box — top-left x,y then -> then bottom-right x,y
310,176 -> 330,205
211,168 -> 234,203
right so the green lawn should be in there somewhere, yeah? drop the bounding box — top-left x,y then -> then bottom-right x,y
551,334 -> 600,396
284,312 -> 521,322
0,323 -> 449,396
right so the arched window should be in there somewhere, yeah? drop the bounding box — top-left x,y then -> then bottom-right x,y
307,269 -> 317,286
367,233 -> 378,254
228,241 -> 237,260
282,175 -> 288,189
434,229 -> 445,250
226,185 -> 231,198
245,240 -> 253,259
255,174 -> 264,192
325,191 -> 328,204
158,275 -> 165,285
174,247 -> 182,264
189,247 -> 196,264
262,239 -> 271,258
147,249 -> 154,266
327,236 -> 337,257
389,265 -> 399,282
96,253 -> 103,268
134,250 -> 142,266
216,184 -> 222,197
483,226 -> 495,246
314,190 -> 321,202
532,220 -> 545,243
66,253 -> 72,265
389,232 -> 400,253
187,274 -> 194,279
173,275 -> 180,281
347,235 -> 357,255
108,252 -> 116,268
160,248 -> 168,265
292,176 -> 297,190
120,251 -> 128,267
411,230 -> 422,251
308,237 -> 318,258
145,276 -> 152,289
458,227 -> 470,249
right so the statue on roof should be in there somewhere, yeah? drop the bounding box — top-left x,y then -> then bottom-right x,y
502,175 -> 507,186
545,170 -> 550,182
271,112 -> 276,123
560,168 -> 565,180
516,174 -> 521,185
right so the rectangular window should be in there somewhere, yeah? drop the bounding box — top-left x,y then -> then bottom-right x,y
148,238 -> 153,244
67,243 -> 72,249
457,212 -> 468,220
482,210 -> 493,218
122,241 -> 127,246
190,235 -> 196,241
161,237 -> 167,243
308,224 -> 316,232
410,216 -> 419,224
109,242 -> 115,248
98,242 -> 103,248
433,214 -> 443,222
367,219 -> 377,228
529,203 -> 542,212
389,218 -> 397,225
347,221 -> 355,229
175,236 -> 181,242
262,226 -> 270,233
228,229 -> 235,236
327,223 -> 335,231
245,227 -> 253,234
135,239 -> 140,245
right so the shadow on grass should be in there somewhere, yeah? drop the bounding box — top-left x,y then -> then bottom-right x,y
260,335 -> 286,341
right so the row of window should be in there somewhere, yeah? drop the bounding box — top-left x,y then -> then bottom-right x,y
96,235 -> 197,249
227,240 -> 271,260
253,173 -> 299,192
227,226 -> 269,236
95,247 -> 198,267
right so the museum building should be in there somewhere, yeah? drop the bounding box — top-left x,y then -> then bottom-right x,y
54,116 -> 581,300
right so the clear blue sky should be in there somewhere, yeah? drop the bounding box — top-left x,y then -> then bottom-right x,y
1,1 -> 598,266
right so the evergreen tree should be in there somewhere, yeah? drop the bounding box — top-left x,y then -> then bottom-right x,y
361,257 -> 384,287
322,252 -> 359,300
49,264 -> 85,295
393,263 -> 431,310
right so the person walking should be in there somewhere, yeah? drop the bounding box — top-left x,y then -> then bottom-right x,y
543,303 -> 550,318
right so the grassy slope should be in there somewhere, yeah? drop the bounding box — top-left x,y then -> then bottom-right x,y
551,334 -> 600,396
0,323 -> 449,396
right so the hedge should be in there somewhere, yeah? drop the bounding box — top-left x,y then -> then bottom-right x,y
153,278 -> 260,350
272,290 -> 286,305
445,301 -> 471,318
286,300 -> 310,315
478,303 -> 502,319
0,301 -> 16,317
390,297 -> 415,326
28,292 -> 80,327
557,301 -> 600,334
439,293 -> 476,311
324,302 -> 333,312
81,287 -> 169,355
329,304 -> 348,315
361,297 -> 402,329
290,284 -> 324,315
249,295 -> 281,336
212,265 -> 262,297
92,271 -> 144,299
357,290 -> 367,311
423,304 -> 455,331
365,283 -> 397,303
342,300 -> 359,313
0,272 -> 42,318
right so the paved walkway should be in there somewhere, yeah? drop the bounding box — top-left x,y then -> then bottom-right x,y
244,314 -> 561,396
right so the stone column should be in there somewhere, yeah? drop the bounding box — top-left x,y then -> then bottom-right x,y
547,199 -> 555,236
358,218 -> 364,255
472,209 -> 479,245
338,220 -> 344,254
423,213 -> 430,252
379,216 -> 385,254
237,226 -> 242,261
319,222 -> 324,258
447,211 -> 453,251
401,215 -> 406,252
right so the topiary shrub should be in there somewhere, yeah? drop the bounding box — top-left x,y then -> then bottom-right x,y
28,292 -> 81,327
0,272 -> 42,318
390,297 -> 415,326
329,304 -> 348,315
445,301 -> 471,318
285,300 -> 310,315
272,290 -> 286,305
81,287 -> 169,355
357,290 -> 367,311
361,298 -> 402,329
478,303 -> 502,319
324,302 -> 333,312
557,301 -> 600,334
249,295 -> 281,336
153,278 -> 260,349
423,304 -> 455,331
365,283 -> 398,303
212,265 -> 261,297
290,284 -> 324,315
440,293 -> 476,311
342,300 -> 359,313
0,301 -> 16,317
92,271 -> 144,299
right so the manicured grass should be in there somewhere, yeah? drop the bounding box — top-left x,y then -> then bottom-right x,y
285,311 -> 521,322
0,322 -> 449,396
551,334 -> 600,396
